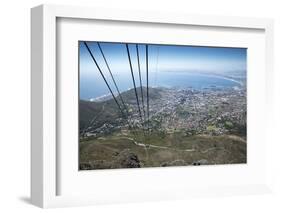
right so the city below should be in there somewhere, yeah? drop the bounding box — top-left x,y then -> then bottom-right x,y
79,84 -> 247,170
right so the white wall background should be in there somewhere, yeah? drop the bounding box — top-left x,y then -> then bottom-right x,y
0,0 -> 280,212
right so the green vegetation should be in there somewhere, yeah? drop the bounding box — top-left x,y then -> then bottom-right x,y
80,130 -> 246,170
207,125 -> 218,131
225,121 -> 233,128
79,87 -> 247,170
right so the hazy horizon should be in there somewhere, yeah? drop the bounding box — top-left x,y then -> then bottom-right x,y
79,41 -> 246,100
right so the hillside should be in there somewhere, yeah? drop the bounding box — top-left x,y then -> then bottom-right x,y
79,87 -> 163,133
79,86 -> 246,170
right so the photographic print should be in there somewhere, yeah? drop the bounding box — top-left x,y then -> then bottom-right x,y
79,41 -> 247,170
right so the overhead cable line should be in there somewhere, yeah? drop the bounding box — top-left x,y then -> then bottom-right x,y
136,44 -> 146,119
146,44 -> 150,131
84,41 -> 142,144
96,42 -> 129,115
154,46 -> 159,87
83,42 -> 125,118
125,44 -> 143,124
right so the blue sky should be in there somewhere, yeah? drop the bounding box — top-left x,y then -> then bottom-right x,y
79,41 -> 246,99
80,41 -> 246,77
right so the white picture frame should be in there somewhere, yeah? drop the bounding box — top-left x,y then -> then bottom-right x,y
31,4 -> 274,208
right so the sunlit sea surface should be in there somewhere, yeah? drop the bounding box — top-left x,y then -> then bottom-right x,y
80,72 -> 242,100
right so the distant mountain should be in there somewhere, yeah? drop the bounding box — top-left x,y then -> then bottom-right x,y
115,87 -> 162,104
79,87 -> 163,132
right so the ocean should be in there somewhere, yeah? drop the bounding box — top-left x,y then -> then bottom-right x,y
80,71 -> 242,100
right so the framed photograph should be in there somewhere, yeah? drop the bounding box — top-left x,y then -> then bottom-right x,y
31,4 -> 274,208
79,41 -> 247,170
